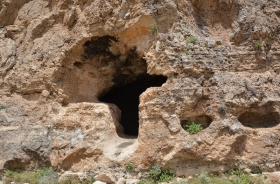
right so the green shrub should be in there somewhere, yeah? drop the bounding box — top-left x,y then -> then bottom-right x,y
255,43 -> 262,50
149,165 -> 161,181
186,36 -> 197,44
148,165 -> 175,183
183,122 -> 203,134
185,50 -> 189,55
151,23 -> 157,33
228,168 -> 244,176
125,163 -> 136,170
158,169 -> 175,182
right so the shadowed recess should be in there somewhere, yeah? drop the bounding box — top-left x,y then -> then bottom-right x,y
238,112 -> 280,128
99,74 -> 167,136
181,115 -> 212,129
83,36 -> 118,59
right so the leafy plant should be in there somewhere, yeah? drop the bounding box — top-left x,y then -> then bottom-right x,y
158,169 -> 175,182
148,165 -> 175,183
255,43 -> 262,50
151,23 -> 157,33
229,168 -> 244,176
183,122 -> 203,134
125,163 -> 136,170
186,36 -> 197,44
149,165 -> 161,181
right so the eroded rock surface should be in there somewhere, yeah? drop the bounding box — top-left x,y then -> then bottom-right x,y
0,0 -> 279,178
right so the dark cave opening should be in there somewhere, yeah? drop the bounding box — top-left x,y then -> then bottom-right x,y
99,74 -> 167,136
80,35 -> 168,136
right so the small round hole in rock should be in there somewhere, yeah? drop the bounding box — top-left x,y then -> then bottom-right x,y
73,62 -> 83,69
181,115 -> 212,134
99,74 -> 167,137
238,112 -> 280,128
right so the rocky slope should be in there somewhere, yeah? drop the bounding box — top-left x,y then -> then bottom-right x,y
0,0 -> 280,181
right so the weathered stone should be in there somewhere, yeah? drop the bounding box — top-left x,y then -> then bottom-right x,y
93,181 -> 107,184
0,0 -> 279,179
94,174 -> 115,184
116,177 -> 126,184
125,179 -> 140,184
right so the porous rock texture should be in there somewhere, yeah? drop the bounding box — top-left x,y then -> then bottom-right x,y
0,0 -> 280,179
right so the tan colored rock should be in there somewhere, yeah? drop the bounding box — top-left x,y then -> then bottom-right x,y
116,178 -> 126,184
265,172 -> 280,184
93,181 -> 107,184
94,173 -> 115,184
0,0 -> 279,180
125,179 -> 139,184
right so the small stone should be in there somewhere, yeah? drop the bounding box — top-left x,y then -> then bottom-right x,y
188,176 -> 193,180
244,168 -> 251,173
125,179 -> 139,184
93,181 -> 107,184
116,177 -> 126,184
94,174 -> 115,184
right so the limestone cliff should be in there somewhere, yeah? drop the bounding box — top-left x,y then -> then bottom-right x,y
0,0 -> 280,180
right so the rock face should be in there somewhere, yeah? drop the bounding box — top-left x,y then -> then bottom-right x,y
0,0 -> 280,178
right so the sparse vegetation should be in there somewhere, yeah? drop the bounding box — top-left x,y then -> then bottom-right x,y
126,163 -> 136,170
139,165 -> 175,183
151,23 -> 157,33
4,168 -> 56,184
185,50 -> 189,55
3,168 -> 95,184
254,43 -> 262,50
183,122 -> 203,134
186,36 -> 197,44
138,167 -> 267,184
219,104 -> 227,114
252,166 -> 263,175
0,104 -> 7,110
187,170 -> 267,184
